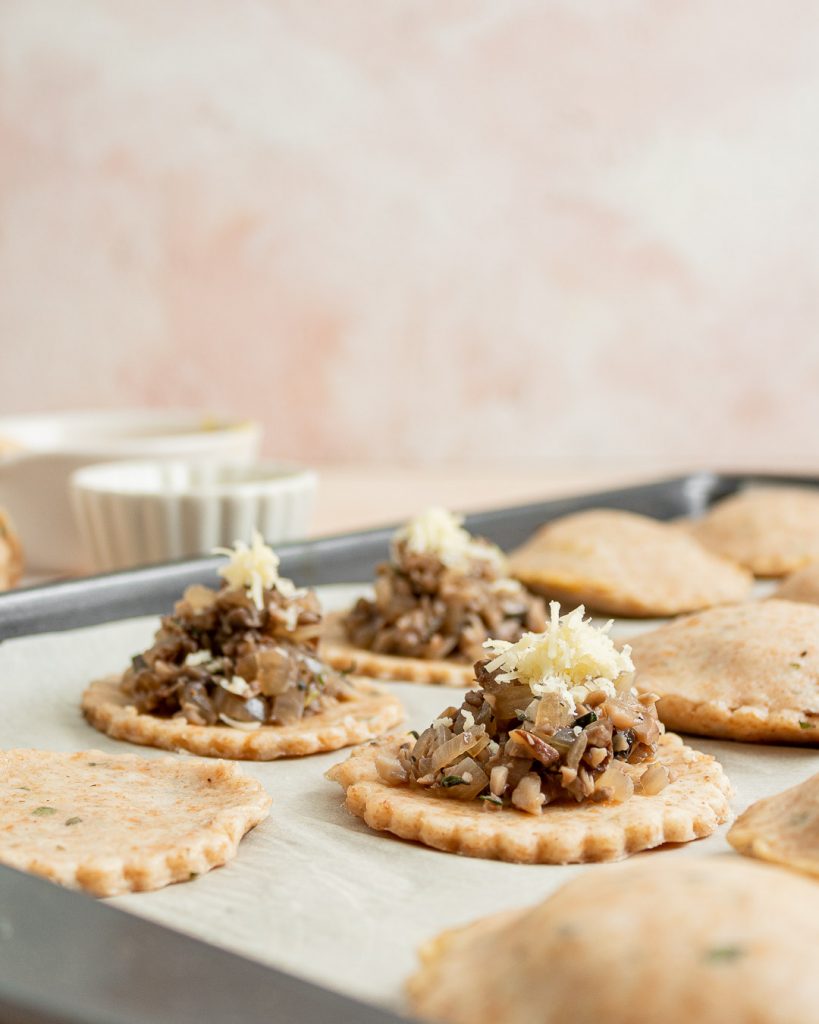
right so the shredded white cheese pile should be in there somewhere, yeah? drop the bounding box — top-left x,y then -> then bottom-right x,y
391,507 -> 507,573
213,529 -> 298,611
483,602 -> 633,715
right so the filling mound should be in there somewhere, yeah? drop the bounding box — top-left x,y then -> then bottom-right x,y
344,509 -> 547,661
377,605 -> 667,812
123,536 -> 351,729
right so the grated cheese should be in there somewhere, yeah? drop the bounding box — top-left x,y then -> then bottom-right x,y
185,650 -> 213,667
391,507 -> 507,574
461,710 -> 476,730
432,716 -> 454,729
213,530 -> 298,611
219,676 -> 252,697
483,602 -> 633,716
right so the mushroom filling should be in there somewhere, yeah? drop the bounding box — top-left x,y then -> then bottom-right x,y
387,661 -> 664,812
123,582 -> 352,728
344,539 -> 547,662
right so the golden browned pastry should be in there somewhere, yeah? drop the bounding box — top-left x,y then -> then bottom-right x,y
630,600 -> 819,742
407,857 -> 819,1024
691,486 -> 819,576
0,507 -> 23,589
509,509 -> 752,616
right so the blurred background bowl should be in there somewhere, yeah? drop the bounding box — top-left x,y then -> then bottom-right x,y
70,458 -> 317,572
0,410 -> 261,573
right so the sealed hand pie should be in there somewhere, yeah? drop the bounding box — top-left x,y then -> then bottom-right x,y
327,604 -> 731,862
406,857 -> 819,1024
773,562 -> 819,605
0,507 -> 23,590
508,508 -> 751,617
629,600 -> 819,743
83,532 -> 403,758
728,771 -> 819,877
322,507 -> 547,685
690,485 -> 819,576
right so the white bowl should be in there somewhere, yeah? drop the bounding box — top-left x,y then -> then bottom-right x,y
70,459 -> 317,572
0,410 -> 261,573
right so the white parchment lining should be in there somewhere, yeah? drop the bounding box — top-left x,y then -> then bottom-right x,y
0,583 -> 816,1014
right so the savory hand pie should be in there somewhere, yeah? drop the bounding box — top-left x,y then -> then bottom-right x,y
83,532 -> 403,758
0,749 -> 270,897
406,857 -> 819,1024
728,771 -> 819,877
508,509 -> 752,616
322,508 -> 547,685
690,485 -> 819,576
327,604 -> 731,862
0,507 -> 22,590
629,600 -> 819,742
772,562 -> 819,605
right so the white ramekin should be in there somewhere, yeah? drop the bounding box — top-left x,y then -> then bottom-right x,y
70,459 -> 317,573
0,410 -> 261,573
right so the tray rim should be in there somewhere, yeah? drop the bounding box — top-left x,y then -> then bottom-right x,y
0,467 -> 817,1024
7,467 -> 817,643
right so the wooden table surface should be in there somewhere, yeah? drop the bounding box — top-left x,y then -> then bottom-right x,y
308,460 -> 697,537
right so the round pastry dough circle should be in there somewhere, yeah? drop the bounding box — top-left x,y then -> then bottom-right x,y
83,674 -> 404,759
0,748 -> 270,897
321,612 -> 474,686
326,732 -> 732,863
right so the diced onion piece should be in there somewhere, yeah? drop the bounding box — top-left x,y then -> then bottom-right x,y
638,762 -> 670,795
493,684 -> 535,722
272,690 -> 304,725
429,729 -> 485,774
443,757 -> 489,801
594,763 -> 634,803
490,765 -> 509,797
288,623 -> 323,643
255,647 -> 294,696
511,773 -> 545,815
182,584 -> 217,611
375,753 -> 408,785
218,713 -> 262,731
605,700 -> 640,731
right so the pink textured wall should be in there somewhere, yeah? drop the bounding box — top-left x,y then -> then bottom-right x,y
1,2 -> 819,465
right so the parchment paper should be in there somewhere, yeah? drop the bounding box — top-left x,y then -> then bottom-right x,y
0,583 -> 816,1014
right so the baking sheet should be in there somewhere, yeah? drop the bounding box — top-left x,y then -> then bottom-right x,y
0,583 -> 816,1016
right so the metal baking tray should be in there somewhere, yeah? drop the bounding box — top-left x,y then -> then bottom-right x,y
0,469 -> 813,1024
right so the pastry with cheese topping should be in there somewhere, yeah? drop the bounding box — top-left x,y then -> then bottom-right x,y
508,509 -> 752,617
327,604 -> 731,862
322,508 -> 547,685
82,532 -> 404,758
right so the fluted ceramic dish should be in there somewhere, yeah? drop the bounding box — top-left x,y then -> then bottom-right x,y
0,410 -> 261,573
70,459 -> 317,572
